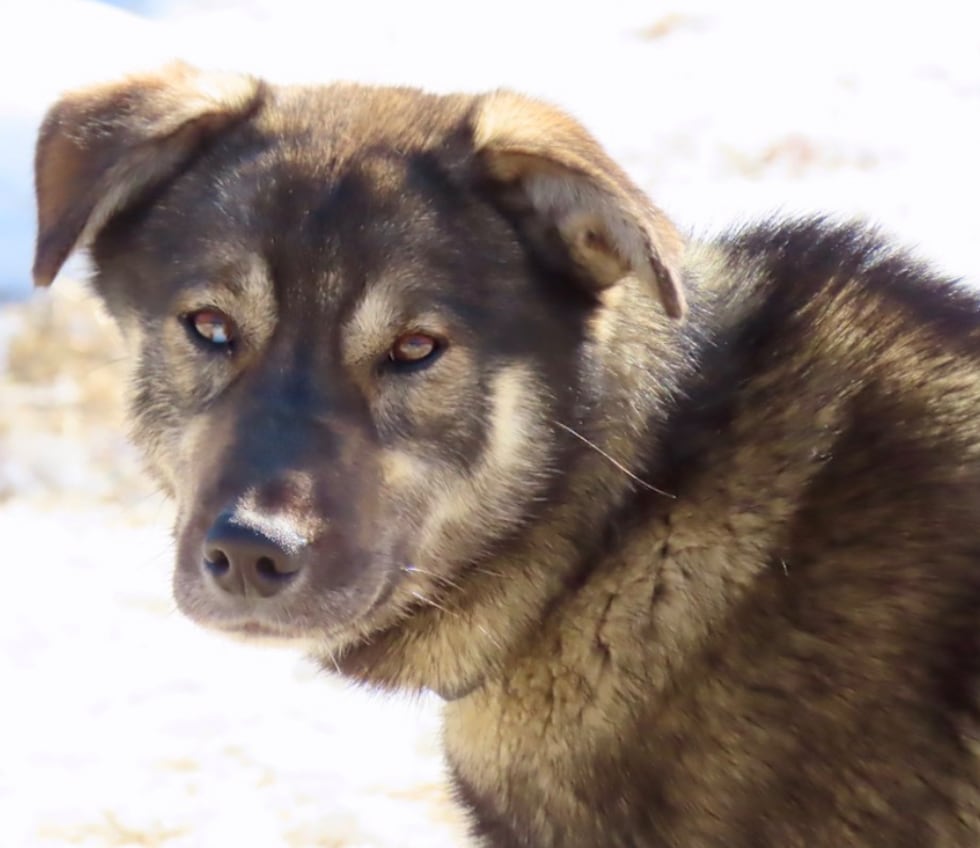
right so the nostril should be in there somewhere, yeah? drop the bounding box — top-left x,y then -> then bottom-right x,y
255,555 -> 294,581
204,548 -> 230,577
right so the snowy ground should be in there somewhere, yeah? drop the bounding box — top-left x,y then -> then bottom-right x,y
0,505 -> 466,848
2,1 -> 979,846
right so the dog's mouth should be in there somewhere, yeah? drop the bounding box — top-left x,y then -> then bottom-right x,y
228,620 -> 298,638
202,617 -> 352,654
208,617 -> 315,642
179,560 -> 407,652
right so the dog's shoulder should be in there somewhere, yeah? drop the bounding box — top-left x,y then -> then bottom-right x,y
713,217 -> 980,354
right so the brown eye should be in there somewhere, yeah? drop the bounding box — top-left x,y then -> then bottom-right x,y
388,332 -> 441,366
185,309 -> 236,349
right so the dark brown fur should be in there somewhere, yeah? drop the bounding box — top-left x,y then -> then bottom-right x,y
34,64 -> 980,847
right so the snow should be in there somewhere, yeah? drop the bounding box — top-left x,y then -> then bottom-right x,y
0,504 -> 465,847
2,1 -> 979,295
2,1 -> 979,845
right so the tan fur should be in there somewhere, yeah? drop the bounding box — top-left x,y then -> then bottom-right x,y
343,282 -> 404,368
473,91 -> 687,318
33,62 -> 262,288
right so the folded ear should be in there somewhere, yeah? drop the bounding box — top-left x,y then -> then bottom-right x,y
472,91 -> 685,319
33,62 -> 263,287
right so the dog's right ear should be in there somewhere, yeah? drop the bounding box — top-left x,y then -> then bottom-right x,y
33,62 -> 263,287
471,91 -> 686,319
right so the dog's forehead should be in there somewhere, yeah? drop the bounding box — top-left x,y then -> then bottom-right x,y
242,82 -> 476,214
261,83 -> 474,155
150,84 -> 484,309
206,85 -> 465,209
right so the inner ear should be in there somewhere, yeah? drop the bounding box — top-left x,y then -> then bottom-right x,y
472,92 -> 686,320
33,62 -> 263,288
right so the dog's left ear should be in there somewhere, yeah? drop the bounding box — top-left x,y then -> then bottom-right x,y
472,91 -> 686,319
33,62 -> 263,287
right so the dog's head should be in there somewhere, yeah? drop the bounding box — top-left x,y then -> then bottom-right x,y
34,63 -> 687,695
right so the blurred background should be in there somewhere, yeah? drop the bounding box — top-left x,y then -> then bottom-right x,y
1,1 -> 978,845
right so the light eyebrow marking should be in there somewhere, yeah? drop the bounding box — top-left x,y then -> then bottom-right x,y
343,276 -> 452,370
174,255 -> 277,349
343,281 -> 401,366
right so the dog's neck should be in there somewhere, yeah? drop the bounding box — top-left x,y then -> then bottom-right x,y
440,272 -> 859,845
443,244 -> 855,708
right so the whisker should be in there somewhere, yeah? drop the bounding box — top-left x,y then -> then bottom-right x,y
553,420 -> 676,499
476,624 -> 505,652
402,565 -> 464,592
321,646 -> 342,674
410,590 -> 456,617
79,355 -> 130,378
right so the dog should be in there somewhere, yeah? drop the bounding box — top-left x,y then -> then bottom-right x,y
33,63 -> 979,847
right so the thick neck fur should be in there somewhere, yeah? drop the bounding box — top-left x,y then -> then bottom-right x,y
442,230 -> 980,846
443,238 -> 824,738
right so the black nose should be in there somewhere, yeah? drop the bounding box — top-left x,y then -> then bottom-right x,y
202,513 -> 303,598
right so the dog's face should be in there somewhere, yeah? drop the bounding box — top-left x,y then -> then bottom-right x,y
33,64 -> 686,690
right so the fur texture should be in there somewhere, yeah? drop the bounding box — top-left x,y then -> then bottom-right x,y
34,64 -> 980,847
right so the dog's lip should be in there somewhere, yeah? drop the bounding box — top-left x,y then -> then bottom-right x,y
215,619 -> 310,639
211,617 -> 352,644
236,621 -> 283,636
